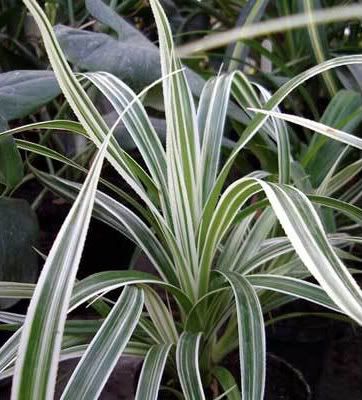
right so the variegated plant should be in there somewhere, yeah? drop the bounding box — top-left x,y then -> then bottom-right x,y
1,0 -> 362,399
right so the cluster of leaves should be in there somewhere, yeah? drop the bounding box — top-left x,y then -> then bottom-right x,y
1,0 -> 362,399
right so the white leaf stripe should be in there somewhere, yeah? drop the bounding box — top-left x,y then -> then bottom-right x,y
135,344 -> 172,400
199,177 -> 362,324
143,286 -> 179,344
262,183 -> 362,323
22,0 -> 167,229
150,0 -> 202,299
247,274 -> 341,312
176,332 -> 205,400
39,173 -> 178,285
198,74 -> 234,202
11,131 -> 110,399
70,271 -> 193,315
61,287 -> 143,400
220,272 -> 265,400
202,55 -> 362,227
248,108 -> 362,150
83,72 -> 169,202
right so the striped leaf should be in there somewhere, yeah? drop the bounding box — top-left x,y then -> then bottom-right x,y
35,171 -> 179,285
199,178 -> 362,324
61,286 -> 144,400
70,270 -> 193,315
247,274 -> 341,312
202,55 -> 362,225
220,272 -> 265,400
150,0 -> 200,288
23,0 -> 164,222
176,332 -> 205,400
135,344 -> 172,400
144,286 -> 179,344
248,108 -> 362,150
0,120 -> 87,139
198,74 -> 234,203
11,131 -> 110,399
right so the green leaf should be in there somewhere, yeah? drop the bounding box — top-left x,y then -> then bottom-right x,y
61,286 -> 144,400
220,271 -> 265,400
0,117 -> 23,188
226,0 -> 270,72
176,332 -> 205,400
302,0 -> 337,96
0,120 -> 88,139
303,90 -> 362,183
135,344 -> 172,400
213,366 -> 241,400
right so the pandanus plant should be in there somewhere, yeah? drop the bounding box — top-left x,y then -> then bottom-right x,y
1,0 -> 362,399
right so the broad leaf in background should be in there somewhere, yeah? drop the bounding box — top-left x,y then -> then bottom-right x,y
54,0 -> 204,98
0,70 -> 61,187
0,70 -> 60,121
0,198 -> 39,309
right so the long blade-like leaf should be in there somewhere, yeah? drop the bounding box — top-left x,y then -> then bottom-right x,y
176,332 -> 205,400
135,344 -> 172,400
199,177 -> 362,324
11,135 -> 110,399
61,286 -> 144,400
220,271 -> 265,400
248,108 -> 362,149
